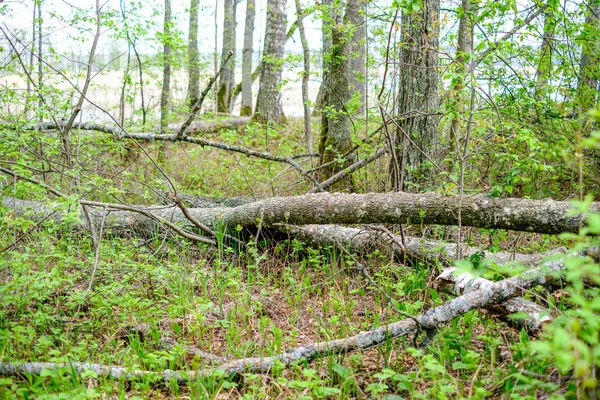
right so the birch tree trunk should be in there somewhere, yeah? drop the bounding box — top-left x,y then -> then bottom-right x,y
253,0 -> 287,124
186,0 -> 201,109
241,0 -> 255,116
393,0 -> 441,191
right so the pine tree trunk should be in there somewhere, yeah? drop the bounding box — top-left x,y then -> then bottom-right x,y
393,0 -> 441,191
253,0 -> 287,124
187,0 -> 200,109
241,0 -> 255,116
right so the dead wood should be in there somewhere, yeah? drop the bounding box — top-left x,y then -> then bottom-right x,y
3,191 -> 597,236
168,117 -> 250,135
292,224 -> 566,267
0,253 -> 571,383
436,267 -> 552,334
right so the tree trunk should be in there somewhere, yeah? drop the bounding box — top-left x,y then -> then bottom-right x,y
317,2 -> 357,191
217,0 -> 236,114
241,0 -> 255,116
160,0 -> 172,134
577,0 -> 600,112
393,0 -> 441,191
26,1 -> 36,118
294,0 -> 312,152
37,0 -> 43,121
252,0 -> 287,124
313,0 -> 333,116
448,0 -> 471,161
187,0 -> 201,109
345,0 -> 366,114
535,3 -> 556,95
5,192 -> 597,236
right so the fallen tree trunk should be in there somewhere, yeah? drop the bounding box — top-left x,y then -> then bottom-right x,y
292,224 -> 566,267
436,267 -> 552,334
0,253 -> 570,383
3,191 -> 597,235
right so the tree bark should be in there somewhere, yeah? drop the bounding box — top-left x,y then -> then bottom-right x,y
393,0 -> 441,191
295,0 -> 312,153
535,3 -> 556,95
577,0 -> 600,111
318,1 -> 358,191
160,0 -> 172,134
345,0 -> 366,114
241,0 -> 255,116
436,267 -> 552,334
217,0 -> 237,114
293,224 -> 566,268
187,0 -> 201,109
168,117 -> 250,134
252,0 -> 287,124
5,192 -> 598,236
449,0 -> 471,160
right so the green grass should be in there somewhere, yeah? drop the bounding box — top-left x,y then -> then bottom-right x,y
0,120 -> 597,399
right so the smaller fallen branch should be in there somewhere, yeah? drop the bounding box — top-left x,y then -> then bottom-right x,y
0,253 -> 572,383
436,267 -> 552,334
23,123 -> 323,191
177,51 -> 234,139
308,147 -> 387,194
168,117 -> 250,135
0,166 -> 217,246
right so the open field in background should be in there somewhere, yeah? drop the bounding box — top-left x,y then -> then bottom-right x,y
1,65 -> 322,125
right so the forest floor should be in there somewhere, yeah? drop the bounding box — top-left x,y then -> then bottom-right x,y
0,120 -> 573,399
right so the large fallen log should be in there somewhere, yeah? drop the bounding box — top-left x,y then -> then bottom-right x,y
0,253 -> 570,383
4,192 -> 596,235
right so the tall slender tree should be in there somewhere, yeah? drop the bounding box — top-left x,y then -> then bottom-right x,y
253,0 -> 287,124
577,0 -> 600,111
449,0 -> 472,159
187,0 -> 200,109
241,0 -> 255,116
317,0 -> 364,191
535,1 -> 557,94
160,0 -> 172,134
217,0 -> 237,113
345,0 -> 366,113
392,0 -> 441,191
294,0 -> 311,152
